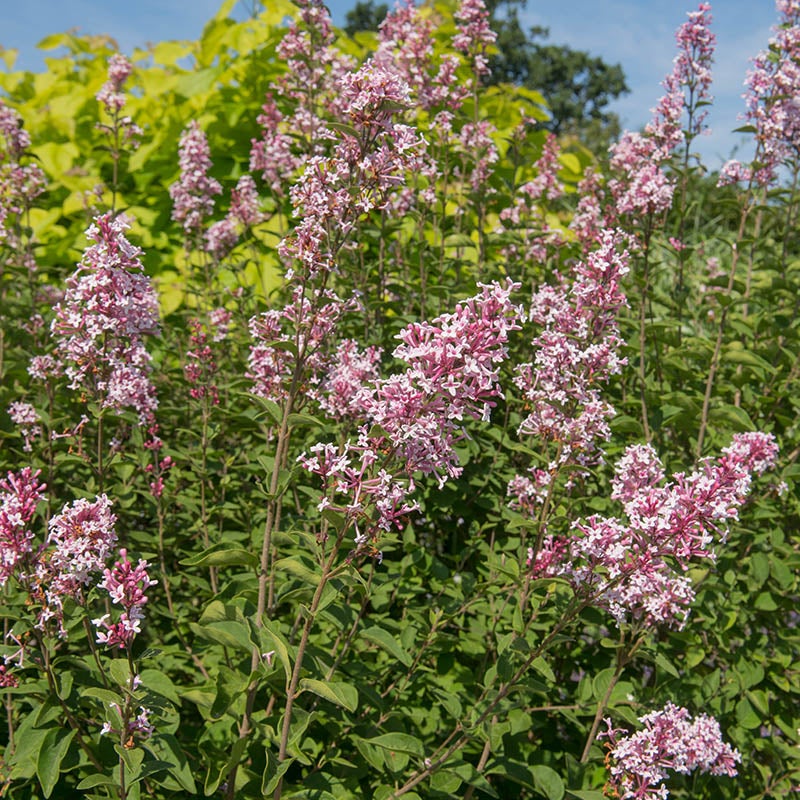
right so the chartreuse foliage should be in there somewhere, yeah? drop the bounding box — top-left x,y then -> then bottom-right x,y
0,1 -> 797,799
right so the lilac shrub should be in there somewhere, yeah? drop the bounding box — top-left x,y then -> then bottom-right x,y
0,1 -> 795,799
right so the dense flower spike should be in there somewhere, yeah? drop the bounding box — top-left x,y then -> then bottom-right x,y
50,213 -> 160,422
377,0 -> 465,111
739,0 -> 800,186
601,703 -> 740,799
7,401 -> 42,452
0,468 -> 45,586
96,54 -> 133,113
169,121 -> 222,239
608,4 -> 715,216
317,339 -> 383,421
93,548 -> 157,649
453,0 -> 497,76
0,100 -> 46,256
301,280 -> 522,551
531,432 -> 778,628
511,229 -> 629,481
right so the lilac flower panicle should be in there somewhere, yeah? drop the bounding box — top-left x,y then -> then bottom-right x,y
96,54 -> 134,113
0,100 -> 46,250
0,468 -> 46,586
93,548 -> 157,649
169,121 -> 222,238
511,228 -> 630,477
608,4 -> 715,217
8,401 -> 42,452
300,280 -> 522,555
47,495 -> 118,588
50,213 -> 160,422
453,0 -> 497,76
532,432 -> 778,629
742,0 -> 800,185
602,702 -> 741,799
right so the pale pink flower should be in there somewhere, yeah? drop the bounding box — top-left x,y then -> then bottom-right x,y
50,213 -> 160,422
169,121 -> 222,238
602,703 -> 740,799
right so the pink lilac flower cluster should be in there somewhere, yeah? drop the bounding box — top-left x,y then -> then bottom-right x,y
609,4 -> 715,217
25,494 -> 119,635
601,702 -> 740,799
721,0 -> 800,187
169,121 -> 222,239
49,213 -> 160,422
248,289 -> 352,405
0,665 -> 18,688
249,0 -> 355,190
96,54 -> 133,113
509,228 -> 630,511
530,432 -> 778,629
316,339 -> 383,422
143,422 -> 173,499
101,703 -> 155,742
0,100 -> 46,258
184,318 -> 221,404
300,280 -> 522,554
452,0 -> 497,76
376,0 -> 466,111
569,167 -> 608,252
0,468 -> 46,586
7,401 -> 42,452
93,548 -> 157,649
205,174 -> 263,259
456,119 -> 499,195
95,55 -> 142,154
278,60 -> 423,279
499,133 -> 566,264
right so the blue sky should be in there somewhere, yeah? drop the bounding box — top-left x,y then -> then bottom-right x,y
0,0 -> 780,167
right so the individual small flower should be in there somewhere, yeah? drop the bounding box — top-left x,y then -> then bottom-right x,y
7,401 -> 42,452
601,702 -> 741,799
169,121 -> 222,239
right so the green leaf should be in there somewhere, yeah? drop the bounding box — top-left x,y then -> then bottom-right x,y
190,619 -> 255,652
77,774 -> 118,790
114,745 -> 145,783
567,791 -> 606,800
180,543 -> 258,568
258,618 -> 293,685
530,655 -> 556,683
298,679 -> 358,712
261,751 -> 294,795
592,667 -> 616,701
36,729 -> 74,797
655,652 -> 680,679
708,404 -> 755,431
146,734 -> 196,793
362,625 -> 413,667
368,732 -> 424,757
532,765 -> 565,800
